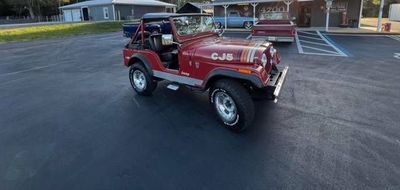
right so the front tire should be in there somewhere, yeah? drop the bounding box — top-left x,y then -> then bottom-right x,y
129,64 -> 157,96
210,79 -> 255,132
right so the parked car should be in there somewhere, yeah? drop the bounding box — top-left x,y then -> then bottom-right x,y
123,13 -> 289,132
123,21 -> 172,38
252,12 -> 296,42
214,11 -> 256,29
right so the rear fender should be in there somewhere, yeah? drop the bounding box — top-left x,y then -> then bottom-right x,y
128,54 -> 153,76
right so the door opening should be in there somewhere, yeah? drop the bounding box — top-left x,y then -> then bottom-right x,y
298,5 -> 311,27
82,7 -> 89,21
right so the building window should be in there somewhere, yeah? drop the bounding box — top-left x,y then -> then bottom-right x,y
103,7 -> 109,19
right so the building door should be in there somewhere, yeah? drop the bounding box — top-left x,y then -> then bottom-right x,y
82,7 -> 89,21
298,5 -> 311,27
63,10 -> 73,22
71,9 -> 82,22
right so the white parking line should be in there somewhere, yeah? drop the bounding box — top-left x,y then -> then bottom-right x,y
246,34 -> 252,39
387,35 -> 400,42
295,30 -> 347,57
297,34 -> 325,41
299,39 -> 331,47
394,53 -> 400,59
300,52 -> 346,57
295,32 -> 304,54
317,31 -> 347,57
302,45 -> 340,54
297,31 -> 320,36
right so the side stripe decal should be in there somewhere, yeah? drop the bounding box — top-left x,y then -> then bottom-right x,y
240,42 -> 263,63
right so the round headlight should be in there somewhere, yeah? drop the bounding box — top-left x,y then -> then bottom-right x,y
261,53 -> 267,67
269,47 -> 277,57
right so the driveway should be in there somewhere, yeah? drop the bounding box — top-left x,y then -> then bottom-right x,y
0,32 -> 399,190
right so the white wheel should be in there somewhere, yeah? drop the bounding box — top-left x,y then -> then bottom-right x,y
129,64 -> 157,96
133,70 -> 146,91
214,91 -> 238,125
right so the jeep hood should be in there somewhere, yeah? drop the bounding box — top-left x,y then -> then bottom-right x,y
187,37 -> 272,64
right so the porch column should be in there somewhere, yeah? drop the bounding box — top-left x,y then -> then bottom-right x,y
377,0 -> 385,32
325,0 -> 333,32
358,0 -> 364,28
251,3 -> 258,25
283,0 -> 294,12
112,4 -> 116,21
223,4 -> 229,29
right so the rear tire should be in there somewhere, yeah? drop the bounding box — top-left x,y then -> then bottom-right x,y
129,64 -> 157,96
209,79 -> 255,132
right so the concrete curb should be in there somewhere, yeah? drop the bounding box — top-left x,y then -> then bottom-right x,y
325,32 -> 400,35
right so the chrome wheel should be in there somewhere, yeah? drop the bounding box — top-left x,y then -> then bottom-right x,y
214,91 -> 238,124
244,22 -> 253,29
133,70 -> 146,91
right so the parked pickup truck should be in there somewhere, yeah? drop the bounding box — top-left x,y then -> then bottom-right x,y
123,21 -> 172,38
214,11 -> 255,29
252,12 -> 296,43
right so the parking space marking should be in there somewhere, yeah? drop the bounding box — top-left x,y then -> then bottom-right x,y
299,39 -> 331,47
387,35 -> 400,42
296,31 -> 348,57
317,31 -> 348,57
394,53 -> 400,59
297,34 -> 325,41
246,34 -> 252,39
297,31 -> 320,36
301,45 -> 340,54
295,32 -> 304,54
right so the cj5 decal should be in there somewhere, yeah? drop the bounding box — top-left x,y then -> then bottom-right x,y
211,53 -> 234,61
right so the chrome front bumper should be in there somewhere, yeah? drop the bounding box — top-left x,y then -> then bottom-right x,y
267,66 -> 289,103
252,36 -> 295,42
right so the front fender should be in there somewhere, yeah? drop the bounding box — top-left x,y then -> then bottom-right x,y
204,69 -> 264,89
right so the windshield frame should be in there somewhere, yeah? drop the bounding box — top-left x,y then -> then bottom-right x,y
171,15 -> 218,37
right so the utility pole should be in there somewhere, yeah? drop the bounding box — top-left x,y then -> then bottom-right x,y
377,0 -> 385,32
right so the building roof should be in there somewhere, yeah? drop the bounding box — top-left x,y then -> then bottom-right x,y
142,12 -> 211,20
211,0 -> 313,5
60,0 -> 176,9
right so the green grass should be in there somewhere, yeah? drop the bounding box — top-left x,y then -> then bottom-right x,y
0,22 -> 124,43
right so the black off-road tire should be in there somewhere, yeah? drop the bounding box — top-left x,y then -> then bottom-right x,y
209,79 -> 255,132
129,64 -> 157,96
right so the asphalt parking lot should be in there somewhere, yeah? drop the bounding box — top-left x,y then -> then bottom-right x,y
1,31 -> 400,190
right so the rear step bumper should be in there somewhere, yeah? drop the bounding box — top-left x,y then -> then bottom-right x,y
267,66 -> 289,103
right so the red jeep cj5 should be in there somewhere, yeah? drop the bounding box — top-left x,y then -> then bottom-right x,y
123,13 -> 289,132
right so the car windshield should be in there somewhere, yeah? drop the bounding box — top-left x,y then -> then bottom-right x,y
260,12 -> 289,20
173,15 -> 216,36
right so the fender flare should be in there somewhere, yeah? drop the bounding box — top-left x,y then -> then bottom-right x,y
129,54 -> 153,76
205,69 -> 264,89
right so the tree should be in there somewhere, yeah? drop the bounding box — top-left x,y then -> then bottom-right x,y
0,0 -> 13,16
363,0 -> 400,17
4,0 -> 61,18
